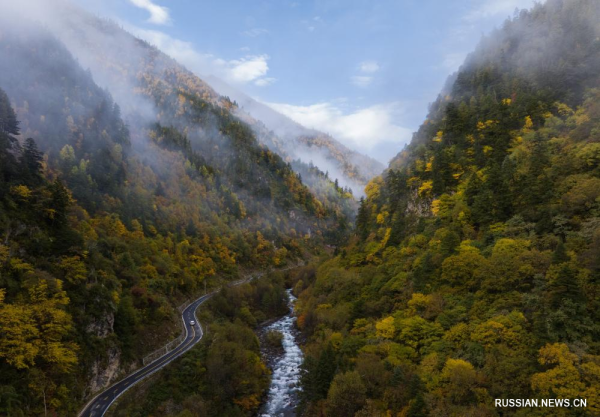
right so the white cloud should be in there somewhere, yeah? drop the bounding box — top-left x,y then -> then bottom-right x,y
241,28 -> 269,37
351,76 -> 373,88
129,27 -> 272,85
255,77 -> 277,87
465,0 -> 536,21
266,101 -> 412,158
228,55 -> 270,83
129,0 -> 171,25
359,60 -> 380,73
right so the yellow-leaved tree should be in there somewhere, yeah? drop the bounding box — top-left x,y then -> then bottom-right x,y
0,288 -> 39,369
531,343 -> 600,414
0,281 -> 78,372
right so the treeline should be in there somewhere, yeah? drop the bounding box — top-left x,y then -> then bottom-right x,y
296,1 -> 600,416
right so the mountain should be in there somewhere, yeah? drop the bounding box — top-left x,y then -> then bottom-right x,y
0,2 -> 356,415
37,0 -> 361,215
4,0 -> 600,416
206,75 -> 385,196
293,1 -> 600,416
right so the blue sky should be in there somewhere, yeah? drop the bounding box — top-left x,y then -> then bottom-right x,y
78,0 -> 538,163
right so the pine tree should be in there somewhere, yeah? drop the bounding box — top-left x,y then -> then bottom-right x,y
21,138 -> 44,184
547,264 -> 584,309
0,89 -> 21,186
0,88 -> 19,136
552,241 -> 570,265
407,374 -> 427,416
356,197 -> 370,240
314,343 -> 337,399
48,180 -> 72,226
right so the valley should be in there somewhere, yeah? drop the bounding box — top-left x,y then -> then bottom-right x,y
1,0 -> 600,416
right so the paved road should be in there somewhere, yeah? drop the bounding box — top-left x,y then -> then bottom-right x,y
79,293 -> 213,417
78,265 -> 302,417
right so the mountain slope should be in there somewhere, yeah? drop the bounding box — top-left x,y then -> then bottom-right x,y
295,1 -> 600,416
206,75 -> 385,195
0,5 -> 352,416
27,0 -> 363,212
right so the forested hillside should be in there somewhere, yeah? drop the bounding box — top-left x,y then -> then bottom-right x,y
39,1 -> 361,218
206,75 -> 384,197
0,8 -> 351,416
3,0 -> 600,416
295,1 -> 600,415
111,271 -> 294,417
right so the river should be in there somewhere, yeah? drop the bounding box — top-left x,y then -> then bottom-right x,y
260,289 -> 303,416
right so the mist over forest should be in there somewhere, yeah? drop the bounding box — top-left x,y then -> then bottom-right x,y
1,0 -> 600,416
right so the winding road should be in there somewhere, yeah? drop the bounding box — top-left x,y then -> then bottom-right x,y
78,264 -> 302,417
79,292 -> 212,417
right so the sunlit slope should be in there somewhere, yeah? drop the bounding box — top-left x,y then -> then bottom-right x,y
295,1 -> 600,416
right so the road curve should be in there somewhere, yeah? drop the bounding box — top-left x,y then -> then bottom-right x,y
78,265 -> 302,417
79,293 -> 213,417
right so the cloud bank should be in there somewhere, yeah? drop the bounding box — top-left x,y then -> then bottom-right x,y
266,100 -> 412,163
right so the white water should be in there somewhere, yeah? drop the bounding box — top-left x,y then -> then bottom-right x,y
261,289 -> 303,416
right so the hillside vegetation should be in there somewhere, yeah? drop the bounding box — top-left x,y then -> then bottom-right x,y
0,10 -> 351,416
295,1 -> 600,416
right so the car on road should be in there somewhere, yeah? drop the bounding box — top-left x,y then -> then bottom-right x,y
190,320 -> 195,326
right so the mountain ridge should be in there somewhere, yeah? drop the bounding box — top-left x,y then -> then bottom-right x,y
206,75 -> 385,196
0,3 -> 355,414
293,1 -> 600,416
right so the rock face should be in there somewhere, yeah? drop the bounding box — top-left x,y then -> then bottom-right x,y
85,312 -> 115,338
85,311 -> 122,393
89,347 -> 121,393
406,189 -> 431,217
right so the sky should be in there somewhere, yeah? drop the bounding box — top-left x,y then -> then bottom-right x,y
76,0 -> 539,164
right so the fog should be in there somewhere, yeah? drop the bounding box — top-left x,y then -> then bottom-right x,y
0,0 -> 359,238
206,75 -> 384,196
0,0 -> 373,215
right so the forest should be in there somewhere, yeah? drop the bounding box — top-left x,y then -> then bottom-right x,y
294,1 -> 600,416
0,8 -> 350,415
110,271 -> 293,417
1,0 -> 600,416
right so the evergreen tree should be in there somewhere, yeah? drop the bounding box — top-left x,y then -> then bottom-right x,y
48,179 -> 71,227
547,264 -> 584,310
552,241 -> 570,265
356,197 -> 369,240
21,138 -> 44,184
0,89 -> 20,187
0,88 -> 19,136
314,343 -> 338,399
